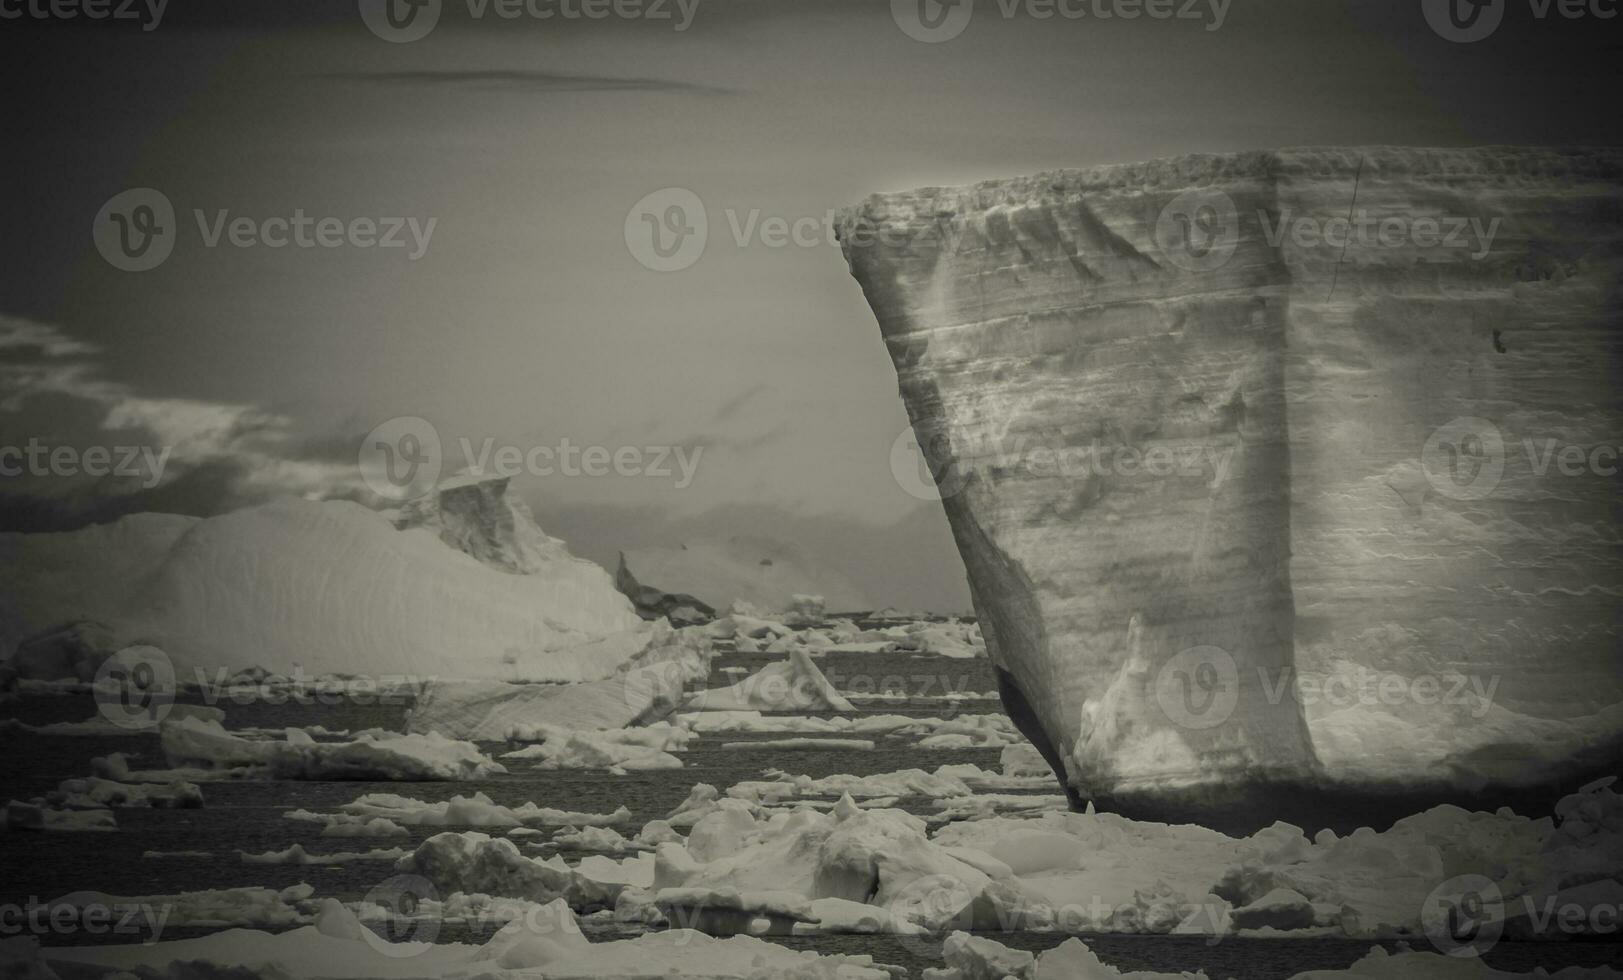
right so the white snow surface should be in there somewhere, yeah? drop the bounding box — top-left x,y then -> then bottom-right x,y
2,481 -> 646,681
406,621 -> 713,740
161,717 -> 504,781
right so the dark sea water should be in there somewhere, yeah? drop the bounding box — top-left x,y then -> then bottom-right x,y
3,652 -> 1620,979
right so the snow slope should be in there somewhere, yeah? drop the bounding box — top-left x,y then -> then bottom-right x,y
2,478 -> 646,681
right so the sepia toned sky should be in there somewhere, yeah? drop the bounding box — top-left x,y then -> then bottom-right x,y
2,0 -> 1618,610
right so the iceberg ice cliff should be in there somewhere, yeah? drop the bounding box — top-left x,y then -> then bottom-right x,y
836,147 -> 1623,824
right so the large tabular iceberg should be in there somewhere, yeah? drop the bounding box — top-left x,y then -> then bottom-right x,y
837,147 -> 1623,825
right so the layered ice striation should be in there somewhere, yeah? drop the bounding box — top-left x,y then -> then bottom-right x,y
837,147 -> 1623,822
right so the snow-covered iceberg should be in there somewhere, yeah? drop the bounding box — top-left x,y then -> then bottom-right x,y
838,146 -> 1623,821
161,716 -> 504,781
405,621 -> 712,740
1,476 -> 647,682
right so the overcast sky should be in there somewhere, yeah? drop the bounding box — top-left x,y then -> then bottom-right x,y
2,0 -> 1618,610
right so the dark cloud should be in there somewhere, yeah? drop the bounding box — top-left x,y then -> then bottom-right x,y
0,316 -> 367,531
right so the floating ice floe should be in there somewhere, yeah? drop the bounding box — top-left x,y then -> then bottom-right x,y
42,884 -> 317,931
722,617 -> 986,660
5,760 -> 207,829
49,774 -> 203,809
677,710 -> 1023,747
652,886 -> 818,935
728,766 -> 988,802
281,809 -> 413,838
406,621 -> 713,741
2,801 -> 117,832
291,791 -> 632,830
12,703 -> 225,737
684,648 -> 854,712
719,738 -> 876,751
680,710 -> 849,734
918,776 -> 1623,942
550,825 -> 646,854
652,793 -> 1008,934
240,844 -> 410,865
394,831 -> 638,910
12,896 -> 903,979
161,716 -> 504,781
500,722 -> 690,772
